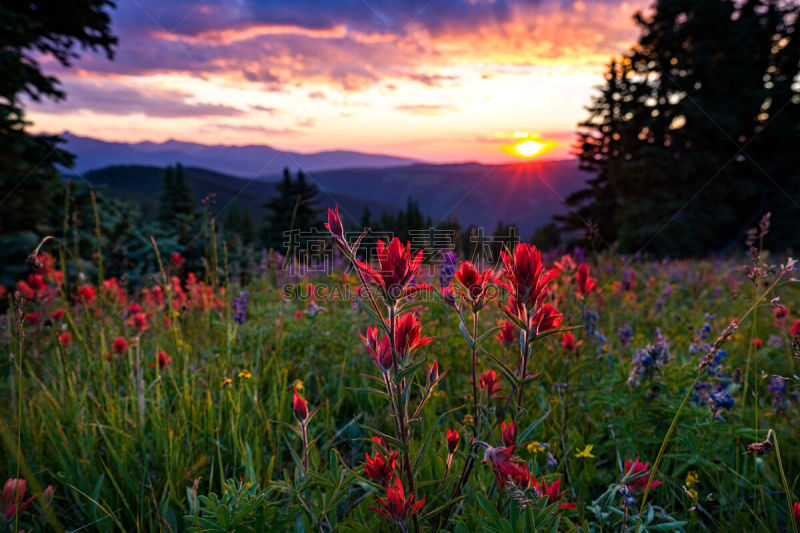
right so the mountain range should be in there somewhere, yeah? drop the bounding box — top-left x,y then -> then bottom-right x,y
66,133 -> 590,235
62,132 -> 417,175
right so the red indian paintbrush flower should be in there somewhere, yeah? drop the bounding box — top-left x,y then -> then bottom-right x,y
793,502 -> 800,529
126,312 -> 152,332
479,370 -> 503,398
325,206 -> 348,250
624,456 -> 662,492
482,445 -> 529,491
393,313 -> 433,359
500,421 -> 516,447
2,478 -> 36,520
499,243 -> 557,316
293,387 -> 309,421
364,447 -> 398,487
355,238 -> 429,302
454,261 -> 496,311
360,327 -> 394,372
446,429 -> 460,454
530,303 -> 562,334
370,477 -> 424,523
495,320 -> 516,349
529,476 -> 576,509
148,350 -> 172,369
74,284 -> 97,306
575,263 -> 597,298
112,336 -> 129,354
59,332 -> 72,347
561,331 -> 582,352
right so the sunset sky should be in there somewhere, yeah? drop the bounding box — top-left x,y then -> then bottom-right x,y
27,0 -> 651,163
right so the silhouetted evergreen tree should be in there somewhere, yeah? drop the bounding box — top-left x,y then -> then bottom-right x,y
261,168 -> 319,252
563,0 -> 800,255
0,0 -> 116,283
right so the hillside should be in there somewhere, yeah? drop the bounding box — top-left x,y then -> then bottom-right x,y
80,160 -> 587,235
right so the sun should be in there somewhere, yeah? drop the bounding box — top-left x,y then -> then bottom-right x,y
502,133 -> 557,159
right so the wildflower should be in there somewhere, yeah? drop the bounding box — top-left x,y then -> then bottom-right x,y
112,336 -> 128,354
293,386 -> 308,421
685,470 -> 699,487
232,291 -> 249,324
126,312 -> 152,332
793,502 -> 800,529
529,476 -> 576,510
454,261 -> 495,311
440,285 -> 456,306
446,429 -> 460,454
499,243 -> 557,309
495,320 -> 516,349
479,370 -> 503,398
439,251 -> 458,287
154,351 -> 172,368
221,377 -> 233,388
627,329 -> 671,387
501,421 -> 516,447
546,452 -> 558,468
561,332 -> 582,353
773,304 -> 788,321
170,252 -> 186,268
619,485 -> 636,507
745,438 -> 772,456
575,444 -> 595,459
74,284 -> 97,306
238,369 -> 252,380
463,414 -> 475,425
624,457 -> 662,492
2,478 -> 37,520
355,238 -> 429,302
426,360 -> 439,387
575,263 -> 597,298
59,332 -> 72,347
51,308 -> 65,321
483,445 -> 529,490
686,488 -> 698,500
393,313 -> 433,360
554,254 -> 576,273
530,303 -> 562,334
370,477 -> 424,523
324,206 -> 347,250
360,327 -> 394,372
617,323 -> 633,347
364,447 -> 398,487
526,441 -> 547,454
751,338 -> 763,349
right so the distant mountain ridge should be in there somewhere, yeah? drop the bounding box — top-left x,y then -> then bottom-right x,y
81,159 -> 588,236
61,132 -> 418,175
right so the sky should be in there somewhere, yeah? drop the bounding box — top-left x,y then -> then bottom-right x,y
27,0 -> 651,163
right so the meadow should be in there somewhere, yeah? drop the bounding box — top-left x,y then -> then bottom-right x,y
1,207 -> 799,533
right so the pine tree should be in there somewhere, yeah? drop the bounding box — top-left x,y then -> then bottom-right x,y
564,0 -> 800,255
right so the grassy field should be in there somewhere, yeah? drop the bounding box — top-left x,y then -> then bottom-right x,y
2,210 -> 799,532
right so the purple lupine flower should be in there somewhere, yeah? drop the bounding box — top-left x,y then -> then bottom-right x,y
627,328 -> 670,387
439,251 -> 458,287
232,291 -> 249,324
618,323 -> 633,347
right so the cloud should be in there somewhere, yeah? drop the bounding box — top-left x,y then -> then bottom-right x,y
209,123 -> 298,135
59,0 -> 648,92
28,80 -> 244,117
394,104 -> 459,116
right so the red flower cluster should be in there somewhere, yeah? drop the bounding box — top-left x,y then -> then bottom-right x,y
148,350 -> 172,369
446,429 -> 460,454
479,370 -> 503,398
624,457 -> 661,492
561,331 -> 583,352
293,387 -> 309,421
495,320 -> 516,348
529,476 -> 576,510
575,263 -> 597,298
454,261 -> 496,311
500,421 -> 516,447
355,238 -> 430,302
482,445 -> 529,490
2,478 -> 52,520
364,437 -> 398,487
370,477 -> 424,523
112,336 -> 129,354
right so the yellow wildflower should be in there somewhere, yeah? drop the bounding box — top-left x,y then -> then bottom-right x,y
238,369 -> 252,380
221,377 -> 232,388
686,488 -> 698,500
463,414 -> 474,425
575,444 -> 595,459
527,441 -> 546,454
293,379 -> 304,392
685,470 -> 699,487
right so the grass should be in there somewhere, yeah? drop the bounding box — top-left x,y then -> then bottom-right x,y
1,223 -> 799,532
